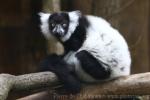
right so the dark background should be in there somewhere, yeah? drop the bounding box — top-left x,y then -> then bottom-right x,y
0,0 -> 150,75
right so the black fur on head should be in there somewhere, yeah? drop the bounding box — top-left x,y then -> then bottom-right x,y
48,12 -> 69,38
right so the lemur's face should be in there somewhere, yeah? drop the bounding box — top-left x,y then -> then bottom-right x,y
48,13 -> 69,38
39,11 -> 81,41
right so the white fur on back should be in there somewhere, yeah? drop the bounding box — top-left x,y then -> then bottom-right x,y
64,15 -> 131,82
78,15 -> 131,78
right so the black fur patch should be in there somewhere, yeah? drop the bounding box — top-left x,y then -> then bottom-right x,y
76,50 -> 111,80
48,13 -> 70,38
63,16 -> 89,54
39,54 -> 64,71
39,54 -> 81,94
120,67 -> 125,71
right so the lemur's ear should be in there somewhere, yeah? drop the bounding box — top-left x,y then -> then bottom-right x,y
68,10 -> 82,21
70,10 -> 82,17
38,12 -> 51,17
38,12 -> 51,22
38,12 -> 52,39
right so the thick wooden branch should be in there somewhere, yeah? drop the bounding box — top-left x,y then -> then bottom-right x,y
0,72 -> 59,100
77,72 -> 150,100
13,72 -> 59,92
1,72 -> 150,100
0,74 -> 15,100
81,72 -> 150,95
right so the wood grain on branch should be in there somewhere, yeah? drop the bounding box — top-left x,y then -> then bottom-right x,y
13,72 -> 59,92
0,72 -> 59,100
0,74 -> 15,100
0,72 -> 150,100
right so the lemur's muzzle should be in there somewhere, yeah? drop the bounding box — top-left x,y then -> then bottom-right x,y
53,25 -> 65,37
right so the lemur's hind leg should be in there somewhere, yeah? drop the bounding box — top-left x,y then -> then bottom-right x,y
40,54 -> 81,94
76,50 -> 111,80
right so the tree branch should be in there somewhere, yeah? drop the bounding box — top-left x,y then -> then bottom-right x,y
1,72 -> 150,100
0,72 -> 59,100
0,74 -> 15,100
13,72 -> 59,92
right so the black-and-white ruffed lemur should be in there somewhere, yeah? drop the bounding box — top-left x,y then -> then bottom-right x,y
39,11 -> 131,94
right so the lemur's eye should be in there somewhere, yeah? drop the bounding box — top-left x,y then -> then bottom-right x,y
62,23 -> 67,27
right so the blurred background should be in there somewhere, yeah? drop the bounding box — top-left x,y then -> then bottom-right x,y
0,0 -> 149,75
